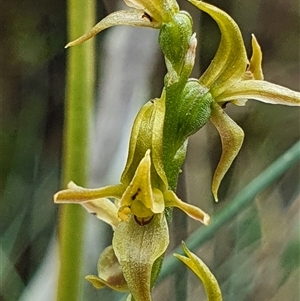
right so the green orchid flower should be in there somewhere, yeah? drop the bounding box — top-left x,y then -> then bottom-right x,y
54,95 -> 210,301
54,95 -> 210,225
64,0 -> 195,76
65,0 -> 180,48
189,0 -> 300,202
55,150 -> 209,225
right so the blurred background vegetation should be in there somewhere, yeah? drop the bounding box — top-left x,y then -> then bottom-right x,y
1,0 -> 299,301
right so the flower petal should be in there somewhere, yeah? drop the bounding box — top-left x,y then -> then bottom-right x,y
124,0 -> 178,22
190,0 -> 248,96
54,181 -> 124,203
85,275 -> 107,290
121,97 -> 168,190
174,242 -> 222,301
86,245 -> 128,292
121,150 -> 165,217
113,213 -> 169,301
65,9 -> 160,48
81,198 -> 120,229
210,102 -> 244,202
218,80 -> 300,106
164,190 -> 210,225
248,34 -> 264,80
124,0 -> 146,9
121,101 -> 153,185
151,94 -> 169,189
230,98 -> 248,106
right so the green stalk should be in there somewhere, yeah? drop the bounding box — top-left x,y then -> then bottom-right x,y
56,1 -> 95,301
159,140 -> 300,280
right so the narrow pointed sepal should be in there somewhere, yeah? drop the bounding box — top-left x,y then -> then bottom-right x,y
174,242 -> 223,301
248,34 -> 264,80
113,214 -> 169,301
65,9 -> 160,48
54,181 -> 124,203
191,0 -> 248,95
210,102 -> 244,202
231,33 -> 264,105
164,190 -> 210,225
53,181 -> 124,227
217,80 -> 300,106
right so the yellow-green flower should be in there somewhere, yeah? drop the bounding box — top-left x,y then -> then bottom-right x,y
54,95 -> 210,226
65,0 -> 180,48
189,0 -> 300,201
54,149 -> 209,226
54,151 -> 208,301
54,96 -> 210,301
65,0 -> 194,76
54,150 -> 209,300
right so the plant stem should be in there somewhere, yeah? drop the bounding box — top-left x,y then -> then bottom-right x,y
173,169 -> 188,301
56,1 -> 95,300
159,140 -> 300,280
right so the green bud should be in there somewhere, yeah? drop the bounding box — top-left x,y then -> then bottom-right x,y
159,11 -> 193,74
85,246 -> 128,291
177,80 -> 213,141
163,80 -> 211,187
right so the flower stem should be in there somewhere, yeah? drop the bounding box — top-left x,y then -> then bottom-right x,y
56,1 -> 95,300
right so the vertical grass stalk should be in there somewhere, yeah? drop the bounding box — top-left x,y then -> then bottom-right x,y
56,1 -> 95,300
